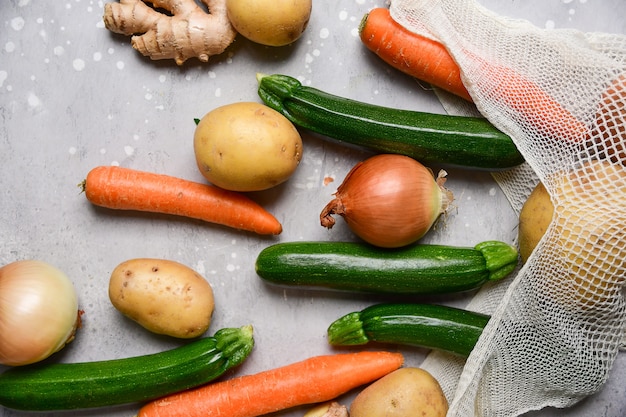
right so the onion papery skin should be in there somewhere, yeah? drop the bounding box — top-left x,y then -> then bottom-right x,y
0,260 -> 79,366
320,154 -> 453,248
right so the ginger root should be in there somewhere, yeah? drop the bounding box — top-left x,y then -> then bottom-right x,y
103,0 -> 237,65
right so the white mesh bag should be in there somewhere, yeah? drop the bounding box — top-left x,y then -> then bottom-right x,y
387,0 -> 626,416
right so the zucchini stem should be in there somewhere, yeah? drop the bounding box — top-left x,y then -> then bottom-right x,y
475,241 -> 519,281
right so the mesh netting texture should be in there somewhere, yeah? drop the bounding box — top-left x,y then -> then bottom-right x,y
388,0 -> 626,416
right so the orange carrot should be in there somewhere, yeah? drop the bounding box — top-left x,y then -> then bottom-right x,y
81,166 -> 282,235
359,8 -> 589,142
359,8 -> 472,102
470,53 -> 589,142
137,351 -> 404,417
591,74 -> 626,164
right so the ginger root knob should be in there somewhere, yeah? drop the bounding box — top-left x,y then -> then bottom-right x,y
103,0 -> 237,65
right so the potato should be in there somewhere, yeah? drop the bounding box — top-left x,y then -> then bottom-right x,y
194,102 -> 303,192
545,161 -> 626,310
226,0 -> 312,47
109,258 -> 214,338
519,161 -> 626,310
518,181 -> 554,263
303,402 -> 348,417
350,367 -> 448,417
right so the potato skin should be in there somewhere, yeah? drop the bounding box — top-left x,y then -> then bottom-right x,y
194,102 -> 303,192
226,0 -> 312,47
530,161 -> 626,311
350,367 -> 448,417
108,259 -> 214,338
518,181 -> 554,263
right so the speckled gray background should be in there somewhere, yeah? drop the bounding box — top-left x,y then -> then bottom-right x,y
1,1 -> 624,416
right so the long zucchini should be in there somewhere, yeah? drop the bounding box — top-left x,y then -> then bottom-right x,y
327,303 -> 489,357
255,240 -> 518,295
257,73 -> 524,170
0,325 -> 254,411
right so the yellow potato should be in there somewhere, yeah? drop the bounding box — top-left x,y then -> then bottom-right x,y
350,367 -> 448,417
519,161 -> 626,311
303,402 -> 348,417
226,0 -> 312,47
548,161 -> 626,310
109,258 -> 214,338
518,181 -> 554,263
194,102 -> 303,192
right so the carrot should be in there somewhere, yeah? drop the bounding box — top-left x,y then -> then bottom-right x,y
359,8 -> 472,102
591,74 -> 626,164
359,8 -> 589,142
81,166 -> 282,235
137,351 -> 404,417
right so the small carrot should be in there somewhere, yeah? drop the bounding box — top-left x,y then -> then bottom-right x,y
359,8 -> 589,142
81,166 -> 282,235
137,351 -> 404,417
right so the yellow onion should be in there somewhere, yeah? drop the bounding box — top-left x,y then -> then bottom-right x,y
0,260 -> 80,366
320,154 -> 454,248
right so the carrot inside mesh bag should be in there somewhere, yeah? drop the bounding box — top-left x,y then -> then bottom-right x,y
383,0 -> 626,416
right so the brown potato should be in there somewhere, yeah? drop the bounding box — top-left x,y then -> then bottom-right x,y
350,367 -> 448,417
109,258 -> 214,338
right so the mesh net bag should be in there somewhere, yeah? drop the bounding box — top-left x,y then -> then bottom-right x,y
387,0 -> 626,416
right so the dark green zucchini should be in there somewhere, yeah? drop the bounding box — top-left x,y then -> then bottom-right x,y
327,303 -> 489,357
255,240 -> 518,295
0,325 -> 254,411
257,73 -> 524,170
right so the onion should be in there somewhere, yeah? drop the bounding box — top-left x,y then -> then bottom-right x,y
320,154 -> 453,248
0,260 -> 80,366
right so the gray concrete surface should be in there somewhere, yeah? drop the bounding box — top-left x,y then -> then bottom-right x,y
1,1 -> 624,416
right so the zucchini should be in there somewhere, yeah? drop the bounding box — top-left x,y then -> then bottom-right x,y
255,240 -> 518,295
257,73 -> 524,170
327,303 -> 489,357
0,325 -> 254,411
